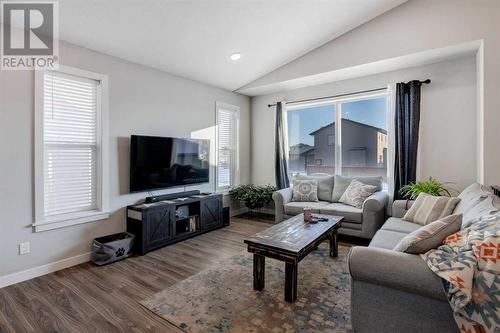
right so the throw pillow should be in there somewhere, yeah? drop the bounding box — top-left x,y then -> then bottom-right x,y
339,179 -> 377,208
403,193 -> 461,226
292,179 -> 319,202
331,175 -> 382,202
295,174 -> 334,202
453,183 -> 490,215
393,214 -> 462,254
461,196 -> 499,229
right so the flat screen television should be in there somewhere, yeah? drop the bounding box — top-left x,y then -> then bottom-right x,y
130,135 -> 210,192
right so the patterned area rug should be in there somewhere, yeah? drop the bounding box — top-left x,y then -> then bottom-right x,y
140,244 -> 352,333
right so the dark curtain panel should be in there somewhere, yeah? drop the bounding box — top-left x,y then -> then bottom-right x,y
394,81 -> 422,200
275,101 -> 290,189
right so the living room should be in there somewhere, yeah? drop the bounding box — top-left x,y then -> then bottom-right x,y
0,1 -> 498,332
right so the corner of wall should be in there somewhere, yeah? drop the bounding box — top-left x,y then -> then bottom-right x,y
476,41 -> 484,184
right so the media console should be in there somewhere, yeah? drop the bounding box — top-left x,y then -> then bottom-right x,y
126,193 -> 224,255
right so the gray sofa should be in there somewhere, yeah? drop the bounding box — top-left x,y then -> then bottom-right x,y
349,200 -> 458,333
349,184 -> 500,333
273,175 -> 389,239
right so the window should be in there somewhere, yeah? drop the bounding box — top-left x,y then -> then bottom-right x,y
287,103 -> 336,176
216,102 -> 239,192
34,66 -> 109,232
340,97 -> 388,181
286,92 -> 388,184
327,134 -> 335,146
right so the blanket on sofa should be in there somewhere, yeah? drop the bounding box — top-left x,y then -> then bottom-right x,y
421,219 -> 500,333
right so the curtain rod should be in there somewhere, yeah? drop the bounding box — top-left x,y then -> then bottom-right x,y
267,79 -> 431,108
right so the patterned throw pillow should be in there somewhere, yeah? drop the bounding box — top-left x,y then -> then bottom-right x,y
338,179 -> 377,208
403,193 -> 461,226
393,214 -> 462,254
292,179 -> 319,202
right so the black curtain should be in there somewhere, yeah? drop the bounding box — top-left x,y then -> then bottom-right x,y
394,81 -> 422,200
275,101 -> 290,189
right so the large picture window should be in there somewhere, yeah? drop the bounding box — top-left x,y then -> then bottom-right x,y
287,92 -> 388,184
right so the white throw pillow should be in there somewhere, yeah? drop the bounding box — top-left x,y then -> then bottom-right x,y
403,193 -> 461,226
393,214 -> 462,254
339,179 -> 377,208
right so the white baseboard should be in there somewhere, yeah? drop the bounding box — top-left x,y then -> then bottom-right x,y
0,252 -> 90,289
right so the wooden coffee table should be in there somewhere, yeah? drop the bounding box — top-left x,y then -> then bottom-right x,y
244,214 -> 343,302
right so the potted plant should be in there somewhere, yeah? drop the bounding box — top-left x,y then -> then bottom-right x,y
229,184 -> 277,214
399,177 -> 455,208
399,177 -> 453,199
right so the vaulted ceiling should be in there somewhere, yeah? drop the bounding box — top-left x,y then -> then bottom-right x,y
37,0 -> 407,92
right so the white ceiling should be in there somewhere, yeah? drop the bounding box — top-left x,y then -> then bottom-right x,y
52,0 -> 405,92
237,41 -> 480,96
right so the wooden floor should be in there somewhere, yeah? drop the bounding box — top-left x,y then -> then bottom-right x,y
0,217 -> 362,333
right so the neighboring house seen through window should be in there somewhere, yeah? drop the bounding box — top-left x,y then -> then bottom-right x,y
286,92 -> 388,185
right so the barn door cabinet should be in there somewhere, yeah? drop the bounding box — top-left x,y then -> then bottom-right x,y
201,196 -> 223,231
127,194 -> 224,255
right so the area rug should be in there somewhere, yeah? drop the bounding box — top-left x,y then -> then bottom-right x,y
140,244 -> 352,333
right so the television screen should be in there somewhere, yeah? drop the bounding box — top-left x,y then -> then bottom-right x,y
130,135 -> 210,192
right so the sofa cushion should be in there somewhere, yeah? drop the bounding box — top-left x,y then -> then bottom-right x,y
295,174 -> 334,202
339,179 -> 377,208
291,179 -> 319,202
382,217 -> 422,234
369,230 -> 408,250
453,183 -> 490,215
403,193 -> 460,225
331,175 -> 382,202
284,201 -> 330,215
393,214 -> 462,254
319,202 -> 363,223
462,196 -> 499,229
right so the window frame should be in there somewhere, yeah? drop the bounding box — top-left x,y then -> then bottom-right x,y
215,101 -> 240,193
286,90 -> 388,178
34,65 -> 109,232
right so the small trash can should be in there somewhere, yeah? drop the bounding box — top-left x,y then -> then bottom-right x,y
91,232 -> 135,266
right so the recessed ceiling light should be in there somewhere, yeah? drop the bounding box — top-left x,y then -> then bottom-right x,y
230,53 -> 241,61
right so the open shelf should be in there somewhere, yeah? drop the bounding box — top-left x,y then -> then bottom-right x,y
175,215 -> 199,237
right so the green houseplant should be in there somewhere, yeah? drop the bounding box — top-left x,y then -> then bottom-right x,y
399,177 -> 453,200
229,184 -> 277,211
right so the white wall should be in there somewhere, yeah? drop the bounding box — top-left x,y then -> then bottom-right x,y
243,0 -> 500,187
0,40 -> 250,278
251,56 -> 477,192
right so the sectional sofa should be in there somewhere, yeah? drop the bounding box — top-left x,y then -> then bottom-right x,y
349,184 -> 499,333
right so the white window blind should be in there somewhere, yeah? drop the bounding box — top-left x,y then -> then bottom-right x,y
217,107 -> 237,191
42,71 -> 99,217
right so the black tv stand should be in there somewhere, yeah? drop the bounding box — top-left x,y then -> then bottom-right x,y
127,193 -> 223,254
